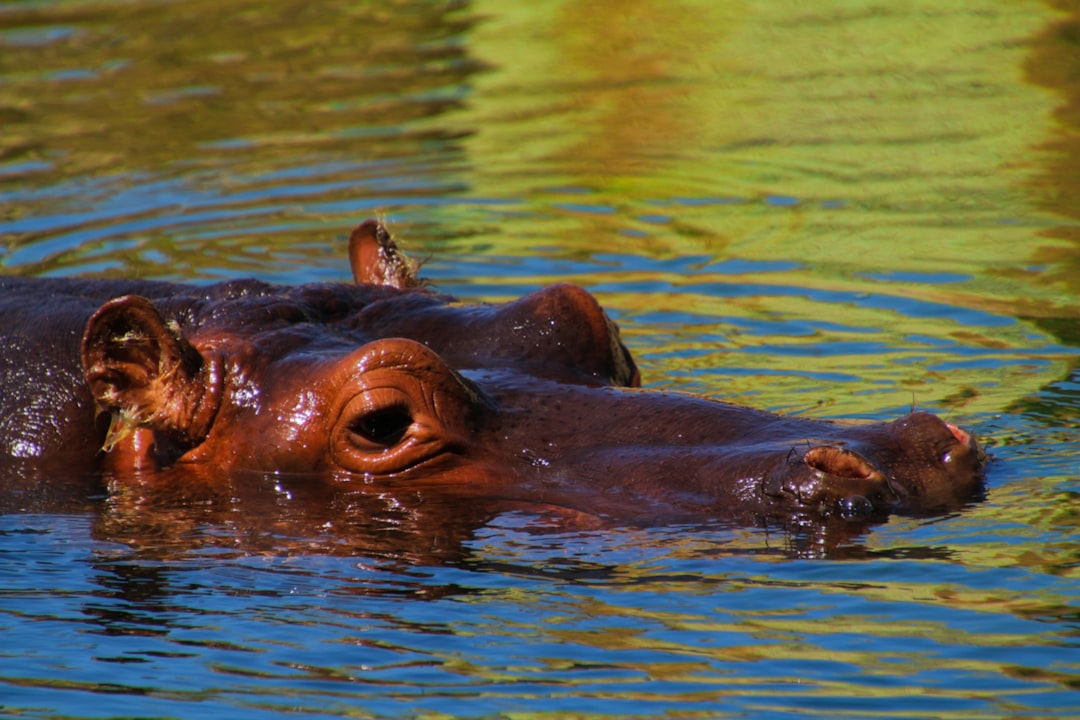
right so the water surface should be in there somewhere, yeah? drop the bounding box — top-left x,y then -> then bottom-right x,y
0,0 -> 1077,717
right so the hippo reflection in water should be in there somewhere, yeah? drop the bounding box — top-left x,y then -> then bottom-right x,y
0,221 -> 985,527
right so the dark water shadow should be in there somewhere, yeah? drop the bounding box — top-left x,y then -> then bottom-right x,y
0,459 -> 979,571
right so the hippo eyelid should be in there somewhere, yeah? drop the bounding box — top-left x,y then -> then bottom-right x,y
329,338 -> 487,476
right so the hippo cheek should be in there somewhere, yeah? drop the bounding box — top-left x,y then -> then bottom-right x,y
327,338 -> 487,478
763,446 -> 899,517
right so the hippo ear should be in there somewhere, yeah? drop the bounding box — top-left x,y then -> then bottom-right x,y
348,219 -> 419,289
81,295 -> 220,451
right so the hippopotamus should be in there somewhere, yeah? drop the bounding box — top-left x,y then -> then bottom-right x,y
0,221 -> 985,524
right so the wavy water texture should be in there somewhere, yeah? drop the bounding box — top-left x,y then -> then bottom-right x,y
0,0 -> 1077,718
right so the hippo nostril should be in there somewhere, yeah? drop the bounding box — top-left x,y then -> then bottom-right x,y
945,422 -> 971,447
902,412 -> 977,449
803,446 -> 878,480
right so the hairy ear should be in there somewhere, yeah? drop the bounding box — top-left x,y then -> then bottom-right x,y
81,295 -> 220,453
348,219 -> 419,288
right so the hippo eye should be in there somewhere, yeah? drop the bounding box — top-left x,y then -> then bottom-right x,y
331,338 -> 484,476
350,407 -> 413,447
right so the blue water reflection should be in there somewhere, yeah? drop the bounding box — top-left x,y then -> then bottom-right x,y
5,512 -> 1076,718
1,0 -> 1078,717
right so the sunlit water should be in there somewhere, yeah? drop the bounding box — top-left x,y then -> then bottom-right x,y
1,0 -> 1077,717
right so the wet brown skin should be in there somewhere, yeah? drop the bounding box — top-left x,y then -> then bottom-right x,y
0,221 -> 985,524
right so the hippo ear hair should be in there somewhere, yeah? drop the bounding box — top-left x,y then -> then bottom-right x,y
81,295 -> 220,452
348,219 -> 420,289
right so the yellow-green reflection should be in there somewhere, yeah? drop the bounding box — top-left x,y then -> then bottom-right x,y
0,0 -> 477,176
0,0 -> 481,278
456,0 -> 1057,271
434,0 -> 1070,417
0,2 -> 1077,716
0,0 -> 1072,470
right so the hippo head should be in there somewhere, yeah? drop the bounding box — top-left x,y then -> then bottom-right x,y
80,221 -> 984,521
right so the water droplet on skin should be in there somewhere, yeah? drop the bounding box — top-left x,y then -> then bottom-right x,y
838,495 -> 873,519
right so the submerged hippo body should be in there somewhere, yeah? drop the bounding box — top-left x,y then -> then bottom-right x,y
0,221 -> 984,522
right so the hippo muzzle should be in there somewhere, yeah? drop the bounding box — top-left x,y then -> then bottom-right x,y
760,413 -> 985,516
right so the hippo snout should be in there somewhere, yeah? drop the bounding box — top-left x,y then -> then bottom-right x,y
762,445 -> 896,516
762,412 -> 985,516
888,411 -> 985,480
